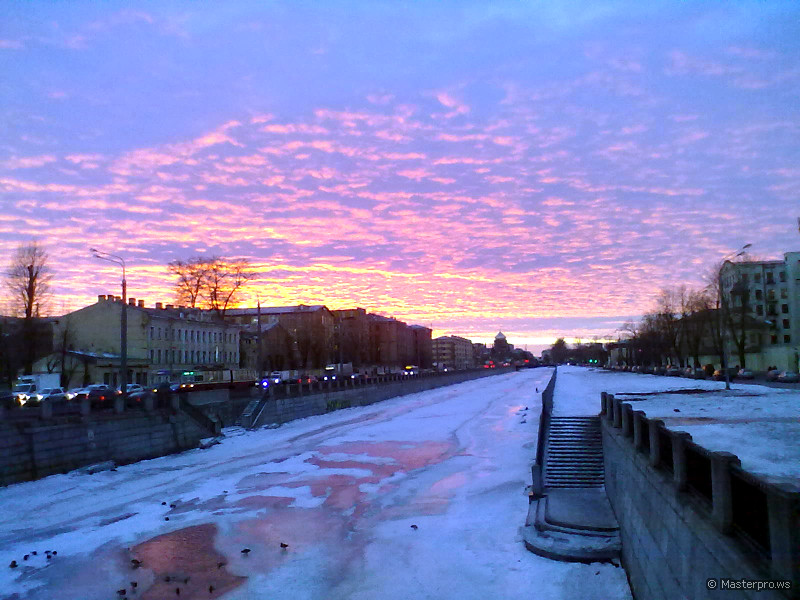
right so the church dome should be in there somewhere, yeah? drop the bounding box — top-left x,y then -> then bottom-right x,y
495,331 -> 506,340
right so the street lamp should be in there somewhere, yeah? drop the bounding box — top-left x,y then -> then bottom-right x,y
90,248 -> 127,398
718,243 -> 752,390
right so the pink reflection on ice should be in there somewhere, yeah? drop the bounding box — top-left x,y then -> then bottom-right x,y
132,523 -> 246,600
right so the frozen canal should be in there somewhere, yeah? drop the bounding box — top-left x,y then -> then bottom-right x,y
0,369 -> 631,600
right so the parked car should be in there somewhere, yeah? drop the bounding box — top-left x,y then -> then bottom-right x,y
712,368 -> 737,381
125,388 -> 154,408
777,371 -> 800,383
766,369 -> 782,381
121,383 -> 145,394
666,366 -> 682,377
736,369 -> 755,380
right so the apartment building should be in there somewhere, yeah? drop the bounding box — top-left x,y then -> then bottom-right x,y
432,335 -> 475,370
56,295 -> 240,387
719,251 -> 800,370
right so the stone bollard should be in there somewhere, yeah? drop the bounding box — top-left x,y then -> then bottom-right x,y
80,397 -> 90,417
612,396 -> 623,428
710,451 -> 741,533
171,393 -> 182,412
670,431 -> 693,491
144,394 -> 155,412
766,482 -> 800,588
269,385 -> 275,399
298,381 -> 304,397
632,411 -> 647,451
600,391 -> 607,415
113,395 -> 124,414
605,394 -> 615,423
41,401 -> 53,420
622,404 -> 634,437
648,419 -> 664,467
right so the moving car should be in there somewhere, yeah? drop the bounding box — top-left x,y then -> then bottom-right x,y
25,388 -> 67,406
777,371 -> 800,383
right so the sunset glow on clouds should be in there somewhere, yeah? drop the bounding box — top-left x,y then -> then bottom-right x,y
2,2 -> 799,350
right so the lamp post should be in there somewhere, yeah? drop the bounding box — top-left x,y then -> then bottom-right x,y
90,248 -> 127,398
718,243 -> 752,390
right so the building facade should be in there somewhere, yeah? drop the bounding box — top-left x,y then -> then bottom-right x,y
432,335 -> 475,370
53,295 -> 240,388
719,251 -> 800,371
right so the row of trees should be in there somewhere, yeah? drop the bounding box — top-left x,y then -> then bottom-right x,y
168,256 -> 253,317
617,257 -> 769,369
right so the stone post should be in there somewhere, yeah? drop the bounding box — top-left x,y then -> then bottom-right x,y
605,394 -> 615,423
41,401 -> 53,420
670,431 -> 693,491
298,381 -> 304,397
622,404 -> 633,437
766,482 -> 800,588
612,396 -> 622,428
144,394 -> 155,412
269,384 -> 275,399
600,392 -> 607,415
113,395 -> 124,414
648,419 -> 664,467
710,451 -> 741,533
171,393 -> 181,412
80,397 -> 90,417
632,411 -> 646,451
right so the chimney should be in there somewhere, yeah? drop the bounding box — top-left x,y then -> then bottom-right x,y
155,302 -> 163,310
166,304 -> 174,310
138,300 -> 145,308
128,297 -> 136,306
98,295 -> 106,302
114,296 -> 121,302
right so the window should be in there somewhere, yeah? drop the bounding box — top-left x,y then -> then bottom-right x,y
783,319 -> 790,329
150,349 -> 154,361
755,290 -> 763,300
756,305 -> 763,316
781,288 -> 788,299
782,304 -> 789,314
157,349 -> 161,363
754,273 -> 761,283
785,335 -> 792,343
779,271 -> 786,282
766,272 -> 774,284
184,330 -> 188,341
771,335 -> 778,344
150,326 -> 154,339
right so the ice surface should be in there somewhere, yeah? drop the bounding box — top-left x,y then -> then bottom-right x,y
0,368 -> 632,600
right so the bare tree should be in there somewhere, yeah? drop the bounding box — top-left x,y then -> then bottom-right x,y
205,258 -> 253,317
168,256 -> 253,316
5,242 -> 52,319
168,257 -> 212,308
4,242 -> 53,374
654,286 -> 686,366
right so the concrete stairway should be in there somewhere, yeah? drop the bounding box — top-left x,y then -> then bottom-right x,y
544,417 -> 605,489
523,415 -> 620,562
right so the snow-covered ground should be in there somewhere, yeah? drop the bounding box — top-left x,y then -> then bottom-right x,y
555,365 -> 800,484
0,369 -> 632,600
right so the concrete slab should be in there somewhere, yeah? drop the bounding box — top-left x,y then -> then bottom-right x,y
545,488 -> 618,532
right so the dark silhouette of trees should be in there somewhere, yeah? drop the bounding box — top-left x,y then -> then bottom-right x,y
168,256 -> 253,317
4,242 -> 53,374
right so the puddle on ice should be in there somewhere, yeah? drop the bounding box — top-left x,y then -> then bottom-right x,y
132,523 -> 246,600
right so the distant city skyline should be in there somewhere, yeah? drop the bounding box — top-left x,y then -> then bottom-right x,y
2,2 -> 799,350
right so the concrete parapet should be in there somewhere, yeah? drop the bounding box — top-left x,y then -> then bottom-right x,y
600,391 -> 799,599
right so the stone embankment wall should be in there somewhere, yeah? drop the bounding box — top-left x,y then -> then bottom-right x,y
600,393 -> 798,600
250,367 -> 515,427
0,409 -> 209,487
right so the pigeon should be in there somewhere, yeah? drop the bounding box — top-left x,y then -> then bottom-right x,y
209,585 -> 215,593
9,561 -> 17,568
162,502 -> 167,505
117,590 -> 127,597
131,559 -> 142,569
241,548 -> 251,555
170,504 -> 176,509
217,561 -> 226,569
410,524 -> 418,530
280,542 -> 289,549
131,581 -> 138,589
31,551 -> 37,556
165,517 -> 170,521
673,408 -> 680,413
176,588 -> 181,596
51,551 -> 57,556
23,555 -> 29,561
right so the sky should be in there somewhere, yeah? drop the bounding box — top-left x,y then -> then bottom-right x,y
2,2 -> 799,352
